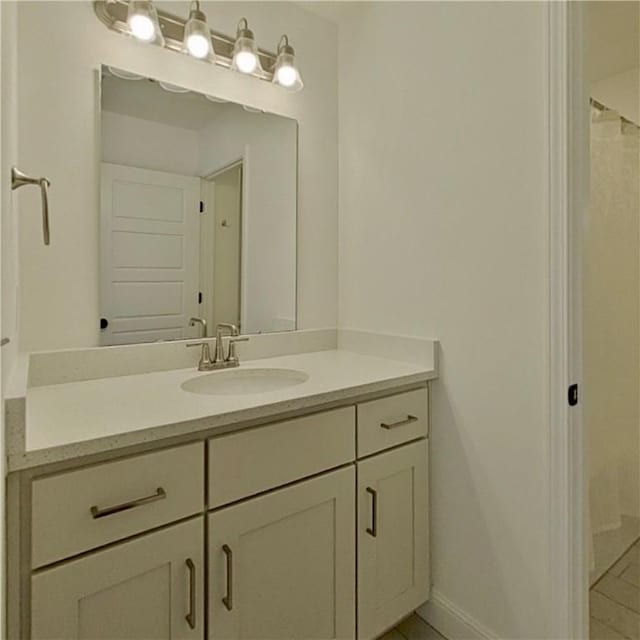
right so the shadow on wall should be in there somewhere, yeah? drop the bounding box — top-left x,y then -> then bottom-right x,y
427,351 -> 548,637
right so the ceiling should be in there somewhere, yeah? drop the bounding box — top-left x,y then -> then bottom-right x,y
101,72 -> 238,131
300,1 -> 639,84
296,1 -> 363,24
587,1 -> 640,82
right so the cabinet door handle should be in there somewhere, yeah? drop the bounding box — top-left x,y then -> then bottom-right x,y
185,558 -> 196,630
222,544 -> 233,611
366,487 -> 377,537
90,487 -> 166,519
380,415 -> 418,430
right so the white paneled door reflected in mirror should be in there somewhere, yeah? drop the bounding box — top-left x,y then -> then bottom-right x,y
99,66 -> 298,346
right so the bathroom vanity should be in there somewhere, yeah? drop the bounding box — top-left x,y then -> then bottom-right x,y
6,13 -> 437,637
6,340 -> 437,640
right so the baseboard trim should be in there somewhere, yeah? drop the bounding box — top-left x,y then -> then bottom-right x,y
417,590 -> 497,640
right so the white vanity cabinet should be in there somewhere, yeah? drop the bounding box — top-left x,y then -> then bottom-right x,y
208,466 -> 356,640
31,442 -> 204,568
357,440 -> 430,640
31,518 -> 204,640
18,386 -> 430,640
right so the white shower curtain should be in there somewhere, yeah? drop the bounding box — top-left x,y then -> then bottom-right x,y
586,107 -> 640,568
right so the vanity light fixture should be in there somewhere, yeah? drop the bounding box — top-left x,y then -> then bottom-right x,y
94,1 -> 304,91
272,36 -> 303,92
205,95 -> 229,104
126,0 -> 163,44
183,1 -> 213,60
106,66 -> 145,80
231,18 -> 263,76
158,81 -> 191,93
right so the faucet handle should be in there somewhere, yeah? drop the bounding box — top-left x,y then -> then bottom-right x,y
186,340 -> 214,371
226,337 -> 249,363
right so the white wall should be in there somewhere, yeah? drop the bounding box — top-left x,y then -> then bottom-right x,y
586,1 -> 639,123
199,110 -> 297,333
2,1 -> 18,387
102,111 -> 201,176
592,67 -> 640,125
0,1 -> 19,633
338,3 -> 550,637
17,0 -> 337,351
587,1 -> 639,85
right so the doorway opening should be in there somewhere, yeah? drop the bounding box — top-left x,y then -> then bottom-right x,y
583,3 -> 640,637
201,162 -> 244,332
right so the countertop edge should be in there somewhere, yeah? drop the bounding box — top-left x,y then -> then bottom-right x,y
8,369 -> 435,472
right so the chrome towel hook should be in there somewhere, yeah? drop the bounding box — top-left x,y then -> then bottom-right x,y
11,167 -> 51,245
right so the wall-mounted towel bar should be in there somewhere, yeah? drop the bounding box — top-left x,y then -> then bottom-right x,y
11,167 -> 51,245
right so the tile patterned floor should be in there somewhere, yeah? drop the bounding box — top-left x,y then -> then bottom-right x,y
376,533 -> 640,640
591,537 -> 640,639
379,614 -> 446,640
592,516 -> 640,586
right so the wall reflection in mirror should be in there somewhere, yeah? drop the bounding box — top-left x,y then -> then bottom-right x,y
99,66 -> 297,345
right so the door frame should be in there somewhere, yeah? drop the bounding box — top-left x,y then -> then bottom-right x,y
202,155 -> 247,331
548,2 -> 589,638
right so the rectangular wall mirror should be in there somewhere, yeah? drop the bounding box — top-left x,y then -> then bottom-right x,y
99,66 -> 298,346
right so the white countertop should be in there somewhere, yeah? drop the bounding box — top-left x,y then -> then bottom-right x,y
9,349 -> 436,471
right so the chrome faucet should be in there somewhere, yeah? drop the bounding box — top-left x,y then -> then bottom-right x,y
189,316 -> 207,338
214,323 -> 239,362
187,317 -> 212,370
187,321 -> 249,371
214,323 -> 249,368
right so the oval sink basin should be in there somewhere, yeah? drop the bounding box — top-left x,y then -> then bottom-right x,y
181,368 -> 309,396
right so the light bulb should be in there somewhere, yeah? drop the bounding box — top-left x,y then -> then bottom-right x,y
129,14 -> 154,41
235,50 -> 258,74
186,33 -> 209,58
231,19 -> 263,76
127,1 -> 163,44
183,2 -> 213,60
272,36 -> 303,92
275,65 -> 296,87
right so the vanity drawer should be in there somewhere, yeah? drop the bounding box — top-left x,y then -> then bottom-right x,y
357,388 -> 428,457
208,406 -> 356,508
31,442 -> 204,568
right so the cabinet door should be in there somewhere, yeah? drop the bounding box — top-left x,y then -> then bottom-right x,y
357,440 -> 429,640
31,518 -> 204,640
209,466 -> 356,640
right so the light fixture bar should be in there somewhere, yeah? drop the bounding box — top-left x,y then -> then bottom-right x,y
94,0 -> 278,80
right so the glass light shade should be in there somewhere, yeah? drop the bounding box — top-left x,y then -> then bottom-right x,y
183,7 -> 213,60
272,37 -> 303,92
158,81 -> 191,94
106,66 -> 145,81
231,20 -> 263,76
273,52 -> 303,91
127,1 -> 163,44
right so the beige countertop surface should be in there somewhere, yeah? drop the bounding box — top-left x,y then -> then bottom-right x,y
9,349 -> 436,471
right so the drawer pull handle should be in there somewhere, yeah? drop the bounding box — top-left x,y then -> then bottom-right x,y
90,487 -> 166,519
380,415 -> 418,430
222,544 -> 233,611
185,558 -> 196,629
366,487 -> 377,537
